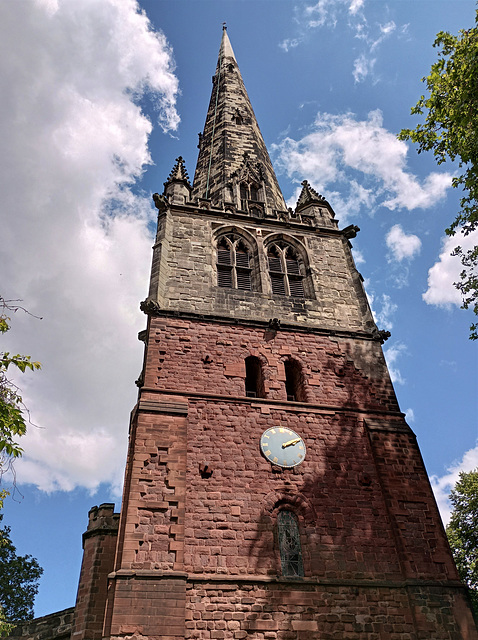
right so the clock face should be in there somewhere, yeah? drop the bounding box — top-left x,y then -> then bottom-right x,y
260,427 -> 306,468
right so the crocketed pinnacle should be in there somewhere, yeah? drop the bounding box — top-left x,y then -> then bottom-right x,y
165,156 -> 191,186
191,29 -> 287,213
296,180 -> 325,209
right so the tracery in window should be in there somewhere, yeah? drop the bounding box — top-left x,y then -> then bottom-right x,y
245,356 -> 265,398
284,358 -> 306,402
216,234 -> 253,291
267,242 -> 305,298
277,510 -> 304,577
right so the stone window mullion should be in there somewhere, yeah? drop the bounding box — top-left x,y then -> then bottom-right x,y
281,249 -> 291,297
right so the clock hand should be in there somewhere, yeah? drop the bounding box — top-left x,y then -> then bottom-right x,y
282,438 -> 300,448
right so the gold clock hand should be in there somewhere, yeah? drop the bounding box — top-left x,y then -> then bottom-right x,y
282,438 -> 300,448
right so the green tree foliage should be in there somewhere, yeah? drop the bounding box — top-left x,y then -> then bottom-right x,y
399,14 -> 478,339
446,469 -> 478,616
0,514 -> 43,624
0,490 -> 12,638
0,297 -> 41,461
0,297 -> 42,634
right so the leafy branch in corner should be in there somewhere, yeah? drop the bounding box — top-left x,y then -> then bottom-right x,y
0,297 -> 43,634
446,469 -> 478,617
398,14 -> 478,339
0,298 -> 41,461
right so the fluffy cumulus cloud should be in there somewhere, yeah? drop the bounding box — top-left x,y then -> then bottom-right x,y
386,224 -> 422,262
0,0 -> 179,493
423,229 -> 478,308
274,110 -> 452,222
430,444 -> 478,525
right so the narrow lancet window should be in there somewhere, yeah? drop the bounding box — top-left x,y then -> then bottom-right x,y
277,511 -> 304,577
284,359 -> 306,402
245,356 -> 264,398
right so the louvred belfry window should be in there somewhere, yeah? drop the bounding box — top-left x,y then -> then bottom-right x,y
286,249 -> 305,298
277,511 -> 304,577
268,247 -> 286,296
217,238 -> 233,288
267,243 -> 305,298
216,234 -> 252,291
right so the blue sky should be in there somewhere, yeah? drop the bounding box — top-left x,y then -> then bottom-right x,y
0,0 -> 476,619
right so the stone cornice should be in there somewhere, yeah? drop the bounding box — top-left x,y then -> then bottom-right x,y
107,569 -> 465,592
139,302 -> 383,343
156,202 -> 342,238
137,387 -> 408,422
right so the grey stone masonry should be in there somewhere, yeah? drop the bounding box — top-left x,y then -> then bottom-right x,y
147,201 -> 376,335
149,28 -> 378,338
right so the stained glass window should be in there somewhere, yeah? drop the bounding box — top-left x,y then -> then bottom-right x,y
277,510 -> 304,577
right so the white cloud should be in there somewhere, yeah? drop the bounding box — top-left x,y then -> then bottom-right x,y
379,21 -> 396,36
370,293 -> 397,332
283,1 -> 402,85
0,0 -> 179,494
279,38 -> 300,52
430,445 -> 478,525
383,342 -> 406,385
351,247 -> 365,265
304,0 -> 365,27
348,0 -> 365,15
405,408 -> 415,423
353,53 -> 376,83
423,229 -> 478,308
304,0 -> 337,28
386,224 -> 422,262
273,110 -> 452,222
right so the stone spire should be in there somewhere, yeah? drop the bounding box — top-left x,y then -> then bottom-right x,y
191,28 -> 287,214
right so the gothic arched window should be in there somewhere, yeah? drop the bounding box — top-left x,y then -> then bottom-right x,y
277,510 -> 304,577
267,242 -> 306,298
216,234 -> 253,291
284,358 -> 306,402
245,356 -> 265,398
240,181 -> 262,212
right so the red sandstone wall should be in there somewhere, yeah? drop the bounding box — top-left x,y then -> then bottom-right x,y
72,505 -> 119,640
142,317 -> 399,412
103,317 -> 476,639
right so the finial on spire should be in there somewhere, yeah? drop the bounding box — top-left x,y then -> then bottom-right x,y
165,156 -> 191,186
222,22 -> 227,31
296,180 -> 325,209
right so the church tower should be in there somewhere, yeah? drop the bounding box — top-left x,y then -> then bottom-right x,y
102,28 -> 477,639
